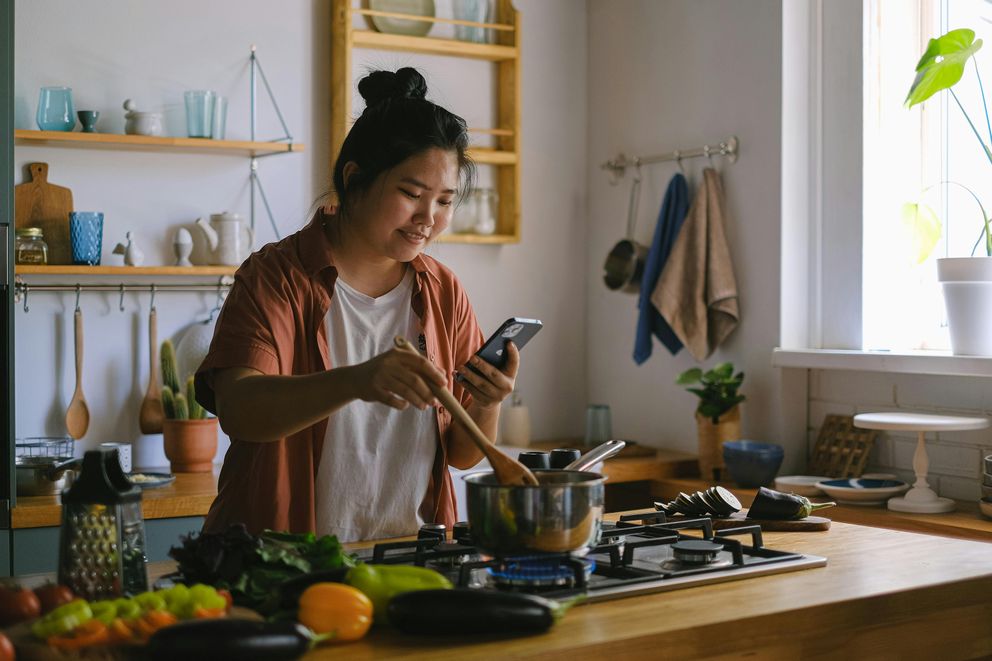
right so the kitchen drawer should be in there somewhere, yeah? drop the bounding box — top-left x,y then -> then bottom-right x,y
12,516 -> 203,576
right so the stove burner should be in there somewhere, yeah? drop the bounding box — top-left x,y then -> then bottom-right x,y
671,539 -> 723,565
488,556 -> 595,589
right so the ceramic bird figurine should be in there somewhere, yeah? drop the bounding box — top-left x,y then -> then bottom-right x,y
112,231 -> 145,266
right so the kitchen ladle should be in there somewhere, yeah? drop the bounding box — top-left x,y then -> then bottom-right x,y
393,336 -> 539,486
65,301 -> 90,440
138,299 -> 164,434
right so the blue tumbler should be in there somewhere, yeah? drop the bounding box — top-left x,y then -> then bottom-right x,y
36,86 -> 76,132
69,212 -> 104,265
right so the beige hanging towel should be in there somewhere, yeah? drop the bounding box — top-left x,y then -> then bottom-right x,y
651,167 -> 739,361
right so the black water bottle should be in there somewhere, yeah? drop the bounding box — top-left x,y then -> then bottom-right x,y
550,447 -> 582,469
517,451 -> 550,470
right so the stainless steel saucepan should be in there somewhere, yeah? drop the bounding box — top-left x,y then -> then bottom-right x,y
464,440 -> 626,556
16,456 -> 81,497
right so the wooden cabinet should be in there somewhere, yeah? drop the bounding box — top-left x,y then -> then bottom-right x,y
331,0 -> 522,244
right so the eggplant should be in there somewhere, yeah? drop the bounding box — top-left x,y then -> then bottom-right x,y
747,486 -> 836,520
387,588 -> 576,635
147,618 -> 318,661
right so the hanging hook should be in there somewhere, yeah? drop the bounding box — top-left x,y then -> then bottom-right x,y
149,284 -> 157,312
208,282 -> 225,322
22,285 -> 30,314
632,158 -> 643,184
674,150 -> 685,175
118,284 -> 126,312
704,144 -> 714,165
74,284 -> 81,313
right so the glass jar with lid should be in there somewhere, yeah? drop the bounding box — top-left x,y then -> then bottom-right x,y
472,188 -> 498,235
15,227 -> 48,265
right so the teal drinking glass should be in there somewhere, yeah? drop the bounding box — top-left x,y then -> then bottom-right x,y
36,86 -> 76,131
69,212 -> 104,266
184,90 -> 216,138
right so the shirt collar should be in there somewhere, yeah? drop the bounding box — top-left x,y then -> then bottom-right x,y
298,207 -> 441,286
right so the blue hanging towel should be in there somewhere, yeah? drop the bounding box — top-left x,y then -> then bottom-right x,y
633,173 -> 690,364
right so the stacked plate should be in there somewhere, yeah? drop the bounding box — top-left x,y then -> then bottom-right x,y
655,486 -> 742,517
814,478 -> 909,506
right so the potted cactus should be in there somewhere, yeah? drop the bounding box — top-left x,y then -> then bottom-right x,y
161,339 -> 217,472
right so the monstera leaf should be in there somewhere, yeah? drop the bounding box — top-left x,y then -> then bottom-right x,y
900,202 -> 942,264
906,28 -> 983,107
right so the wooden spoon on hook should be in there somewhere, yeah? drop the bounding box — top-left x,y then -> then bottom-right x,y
64,305 -> 90,440
393,336 -> 539,486
138,303 -> 164,434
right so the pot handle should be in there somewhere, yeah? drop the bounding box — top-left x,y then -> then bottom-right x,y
624,166 -> 642,239
564,440 -> 626,471
45,457 -> 81,480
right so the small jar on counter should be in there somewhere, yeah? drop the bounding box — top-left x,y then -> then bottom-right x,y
15,227 -> 48,264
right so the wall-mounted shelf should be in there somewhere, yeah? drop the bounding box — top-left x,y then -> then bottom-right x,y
332,0 -> 521,244
15,129 -> 304,157
15,265 -> 236,277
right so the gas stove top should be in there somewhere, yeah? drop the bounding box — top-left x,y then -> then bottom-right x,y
357,510 -> 827,603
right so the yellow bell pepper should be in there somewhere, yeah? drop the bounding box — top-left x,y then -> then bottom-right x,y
297,583 -> 372,643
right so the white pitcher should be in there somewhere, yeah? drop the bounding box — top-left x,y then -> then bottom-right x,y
195,212 -> 254,266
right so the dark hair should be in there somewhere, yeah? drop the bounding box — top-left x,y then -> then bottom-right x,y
332,68 -> 475,211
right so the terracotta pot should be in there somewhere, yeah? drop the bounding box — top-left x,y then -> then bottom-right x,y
695,406 -> 741,482
162,418 -> 218,473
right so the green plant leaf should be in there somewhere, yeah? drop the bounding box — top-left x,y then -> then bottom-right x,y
676,368 -> 702,385
711,362 -> 734,380
900,202 -> 943,263
906,29 -> 982,107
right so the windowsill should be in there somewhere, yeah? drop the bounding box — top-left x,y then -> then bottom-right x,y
772,348 -> 992,377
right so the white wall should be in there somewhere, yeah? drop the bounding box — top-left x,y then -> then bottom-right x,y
585,1 -> 805,470
12,0 -> 589,466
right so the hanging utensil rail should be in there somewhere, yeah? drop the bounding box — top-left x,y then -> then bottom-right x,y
14,276 -> 233,313
601,135 -> 739,183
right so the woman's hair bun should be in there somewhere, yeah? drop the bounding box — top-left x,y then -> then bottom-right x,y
358,68 -> 428,107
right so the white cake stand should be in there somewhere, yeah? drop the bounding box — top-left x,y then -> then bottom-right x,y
853,412 -> 990,514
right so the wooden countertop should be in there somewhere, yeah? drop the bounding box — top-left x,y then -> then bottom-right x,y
652,476 -> 992,542
11,470 -> 218,529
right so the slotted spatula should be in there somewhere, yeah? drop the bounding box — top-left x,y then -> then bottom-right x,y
393,336 -> 539,486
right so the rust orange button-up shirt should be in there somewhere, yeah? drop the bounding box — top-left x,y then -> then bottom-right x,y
195,210 -> 483,535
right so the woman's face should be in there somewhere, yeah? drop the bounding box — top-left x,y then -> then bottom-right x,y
346,148 -> 459,262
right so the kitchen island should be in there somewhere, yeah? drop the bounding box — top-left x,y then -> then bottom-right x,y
151,517 -> 992,659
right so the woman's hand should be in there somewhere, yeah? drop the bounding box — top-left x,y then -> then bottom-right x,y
350,348 -> 446,410
455,342 -> 519,409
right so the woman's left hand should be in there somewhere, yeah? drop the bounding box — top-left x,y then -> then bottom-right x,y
455,341 -> 519,409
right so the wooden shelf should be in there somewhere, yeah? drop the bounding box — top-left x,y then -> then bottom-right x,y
465,148 -> 517,165
15,129 -> 304,156
351,30 -> 518,61
15,265 -> 236,276
437,232 -> 518,244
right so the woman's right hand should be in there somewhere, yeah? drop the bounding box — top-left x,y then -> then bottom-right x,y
349,347 -> 446,410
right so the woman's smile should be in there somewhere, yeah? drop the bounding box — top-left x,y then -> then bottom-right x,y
399,228 -> 429,244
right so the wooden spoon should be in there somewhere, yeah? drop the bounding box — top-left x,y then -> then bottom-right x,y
64,307 -> 90,439
393,336 -> 539,486
138,306 -> 164,434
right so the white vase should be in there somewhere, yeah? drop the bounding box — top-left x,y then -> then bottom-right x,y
937,256 -> 992,356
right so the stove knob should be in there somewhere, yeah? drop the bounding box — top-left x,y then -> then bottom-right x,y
550,448 -> 581,469
418,523 -> 446,542
452,521 -> 472,544
518,451 -> 550,470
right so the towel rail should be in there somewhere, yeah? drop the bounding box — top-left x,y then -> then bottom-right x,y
601,135 -> 739,184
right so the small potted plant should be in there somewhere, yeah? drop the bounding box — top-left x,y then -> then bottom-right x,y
905,28 -> 992,355
677,362 -> 745,482
160,339 -> 217,472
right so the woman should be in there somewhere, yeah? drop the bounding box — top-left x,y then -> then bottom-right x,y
194,68 -> 518,540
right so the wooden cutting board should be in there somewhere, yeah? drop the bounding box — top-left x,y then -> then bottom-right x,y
14,162 -> 73,264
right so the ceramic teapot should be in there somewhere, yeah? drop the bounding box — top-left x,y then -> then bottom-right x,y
195,212 -> 254,266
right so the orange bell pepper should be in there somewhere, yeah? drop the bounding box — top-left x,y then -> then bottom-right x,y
48,618 -> 110,650
298,583 -> 372,643
108,617 -> 136,644
193,606 -> 227,619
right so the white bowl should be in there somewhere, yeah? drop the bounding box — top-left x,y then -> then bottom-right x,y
815,478 -> 910,506
979,498 -> 992,520
774,475 -> 830,496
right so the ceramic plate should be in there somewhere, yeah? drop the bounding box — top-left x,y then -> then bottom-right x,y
368,0 -> 435,37
774,475 -> 831,496
127,472 -> 176,489
815,478 -> 909,506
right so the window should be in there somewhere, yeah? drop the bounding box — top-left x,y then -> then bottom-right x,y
863,0 -> 991,351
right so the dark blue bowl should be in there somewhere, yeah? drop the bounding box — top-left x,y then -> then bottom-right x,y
722,441 -> 784,488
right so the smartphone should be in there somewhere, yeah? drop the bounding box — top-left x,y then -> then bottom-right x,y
461,317 -> 543,379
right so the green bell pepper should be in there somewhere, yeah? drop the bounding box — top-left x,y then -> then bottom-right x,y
89,600 -> 118,625
346,564 -> 452,622
31,599 -> 93,639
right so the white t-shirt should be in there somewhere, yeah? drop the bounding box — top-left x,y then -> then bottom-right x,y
315,268 -> 439,542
